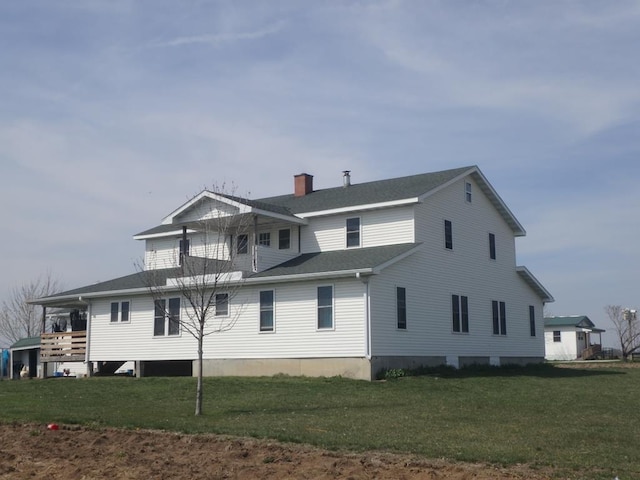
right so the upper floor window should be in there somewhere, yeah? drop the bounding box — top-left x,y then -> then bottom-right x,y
346,217 -> 361,248
492,300 -> 507,336
397,287 -> 407,329
237,234 -> 248,254
259,290 -> 274,332
465,182 -> 472,203
452,294 -> 469,333
154,298 -> 180,336
179,238 -> 190,256
529,305 -> 536,337
215,293 -> 229,317
444,220 -> 453,250
110,301 -> 130,323
258,232 -> 271,247
317,286 -> 333,329
489,233 -> 496,260
279,229 -> 290,250
553,330 -> 561,342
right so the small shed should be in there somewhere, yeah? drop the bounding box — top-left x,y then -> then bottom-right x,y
9,337 -> 41,379
544,316 -> 605,361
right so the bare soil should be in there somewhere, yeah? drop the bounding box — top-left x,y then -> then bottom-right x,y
0,423 -> 556,480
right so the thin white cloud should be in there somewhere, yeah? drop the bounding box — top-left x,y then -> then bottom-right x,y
148,20 -> 286,49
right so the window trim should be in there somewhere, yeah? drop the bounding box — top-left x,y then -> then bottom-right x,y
278,229 -> 291,250
259,290 -> 275,333
237,234 -> 249,255
110,300 -> 131,323
317,285 -> 334,330
396,287 -> 407,330
492,300 -> 507,336
346,217 -> 361,248
153,297 -> 181,337
215,293 -> 229,317
452,294 -> 469,333
258,232 -> 271,247
444,219 -> 453,250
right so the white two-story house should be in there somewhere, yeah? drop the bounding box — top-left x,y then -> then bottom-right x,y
34,166 -> 553,380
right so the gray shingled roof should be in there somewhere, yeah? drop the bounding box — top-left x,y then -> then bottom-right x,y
257,166 -> 473,214
250,243 -> 420,278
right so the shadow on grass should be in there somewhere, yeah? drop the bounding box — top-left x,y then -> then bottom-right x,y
383,363 -> 627,380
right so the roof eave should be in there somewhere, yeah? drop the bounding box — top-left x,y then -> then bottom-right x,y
516,266 -> 554,303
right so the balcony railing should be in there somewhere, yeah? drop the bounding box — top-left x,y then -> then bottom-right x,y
580,344 -> 602,360
40,331 -> 87,362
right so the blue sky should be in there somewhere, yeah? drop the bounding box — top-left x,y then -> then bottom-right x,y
1,1 -> 638,347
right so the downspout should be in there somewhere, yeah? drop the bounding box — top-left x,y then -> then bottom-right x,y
356,272 -> 371,360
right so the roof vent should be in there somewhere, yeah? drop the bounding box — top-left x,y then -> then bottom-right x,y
343,170 -> 351,187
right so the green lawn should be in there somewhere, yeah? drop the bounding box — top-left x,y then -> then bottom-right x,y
1,364 -> 638,479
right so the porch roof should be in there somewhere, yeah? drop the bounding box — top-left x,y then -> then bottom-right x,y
10,336 -> 41,351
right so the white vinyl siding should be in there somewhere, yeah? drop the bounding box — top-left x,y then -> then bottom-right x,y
301,206 -> 414,253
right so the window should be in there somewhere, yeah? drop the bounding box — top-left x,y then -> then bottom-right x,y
444,220 -> 453,250
529,305 -> 536,337
492,300 -> 507,335
258,232 -> 271,247
154,298 -> 180,336
110,301 -> 130,323
346,217 -> 360,248
396,287 -> 407,329
259,290 -> 274,332
489,233 -> 496,260
317,286 -> 333,329
553,330 -> 561,342
179,238 -> 190,256
215,293 -> 229,317
465,182 -> 472,203
452,295 -> 469,333
278,229 -> 290,250
237,234 -> 248,254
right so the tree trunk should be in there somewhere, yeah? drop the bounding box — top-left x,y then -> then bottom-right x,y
195,333 -> 204,416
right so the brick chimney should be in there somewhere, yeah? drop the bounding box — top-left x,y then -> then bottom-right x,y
294,173 -> 313,196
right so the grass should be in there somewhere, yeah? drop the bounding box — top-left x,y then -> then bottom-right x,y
1,363 -> 638,479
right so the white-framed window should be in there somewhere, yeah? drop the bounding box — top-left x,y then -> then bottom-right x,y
278,229 -> 290,250
553,330 -> 561,342
154,298 -> 180,336
258,232 -> 271,247
346,217 -> 361,248
215,293 -> 229,317
237,234 -> 249,254
492,300 -> 507,336
397,287 -> 407,329
452,294 -> 469,333
465,181 -> 472,203
259,290 -> 274,332
110,301 -> 130,323
317,285 -> 334,330
444,220 -> 453,250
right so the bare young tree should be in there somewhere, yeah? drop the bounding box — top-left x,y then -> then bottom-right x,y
0,273 -> 63,346
605,304 -> 640,361
138,187 -> 252,415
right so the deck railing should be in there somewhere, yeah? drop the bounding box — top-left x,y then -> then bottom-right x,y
581,344 -> 602,360
40,331 -> 87,362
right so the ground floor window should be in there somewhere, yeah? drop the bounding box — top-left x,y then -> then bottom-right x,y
529,305 -> 536,337
154,298 -> 180,336
492,300 -> 506,335
452,294 -> 469,333
397,287 -> 407,329
110,300 -> 130,323
317,286 -> 333,329
260,290 -> 274,332
553,330 -> 561,342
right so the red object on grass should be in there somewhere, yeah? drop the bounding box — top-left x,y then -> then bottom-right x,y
47,423 -> 59,431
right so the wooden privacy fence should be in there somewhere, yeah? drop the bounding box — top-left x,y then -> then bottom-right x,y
40,331 -> 87,362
